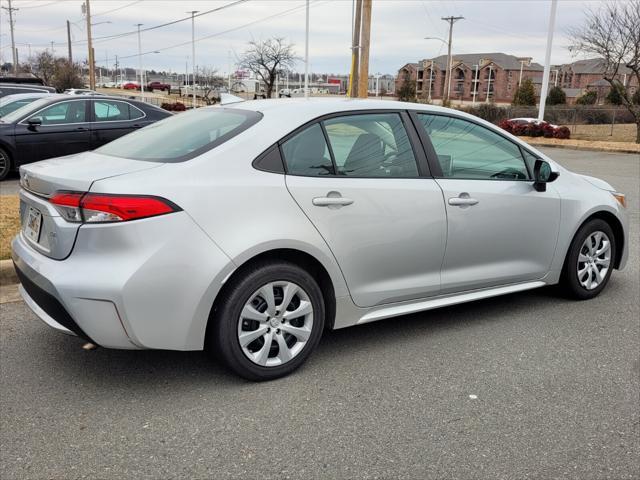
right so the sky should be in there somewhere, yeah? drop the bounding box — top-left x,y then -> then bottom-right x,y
0,0 -> 612,76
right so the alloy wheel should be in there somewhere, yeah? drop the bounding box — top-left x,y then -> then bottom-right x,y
237,281 -> 314,367
577,231 -> 611,290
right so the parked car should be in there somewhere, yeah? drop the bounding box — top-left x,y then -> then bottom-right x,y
64,88 -> 103,96
0,94 -> 170,179
147,81 -> 171,92
0,93 -> 51,117
278,88 -> 291,98
509,117 -> 558,128
0,82 -> 56,98
11,99 -> 628,381
122,82 -> 140,90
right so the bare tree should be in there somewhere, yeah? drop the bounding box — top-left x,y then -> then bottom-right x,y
29,51 -> 83,91
238,38 -> 298,98
569,0 -> 640,143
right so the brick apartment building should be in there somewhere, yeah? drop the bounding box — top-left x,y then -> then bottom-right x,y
555,58 -> 638,104
397,54 -> 638,105
413,53 -> 544,105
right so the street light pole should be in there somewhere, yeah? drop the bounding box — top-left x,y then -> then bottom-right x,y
427,61 -> 433,102
485,65 -> 493,103
304,0 -> 310,99
538,0 -> 558,122
136,23 -> 144,101
187,11 -> 198,108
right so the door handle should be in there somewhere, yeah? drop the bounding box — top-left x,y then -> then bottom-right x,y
75,127 -> 88,131
448,193 -> 479,207
312,193 -> 354,208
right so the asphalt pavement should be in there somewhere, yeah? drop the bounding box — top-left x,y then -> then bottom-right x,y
1,147 -> 639,479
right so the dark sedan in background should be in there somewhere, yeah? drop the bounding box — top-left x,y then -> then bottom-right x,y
0,95 -> 171,180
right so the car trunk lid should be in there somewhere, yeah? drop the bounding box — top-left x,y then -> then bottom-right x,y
18,152 -> 163,259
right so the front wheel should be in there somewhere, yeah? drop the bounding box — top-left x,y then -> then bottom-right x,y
560,219 -> 616,300
209,261 -> 325,381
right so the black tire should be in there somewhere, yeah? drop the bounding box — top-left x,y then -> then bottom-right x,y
0,147 -> 11,181
560,218 -> 616,300
208,261 -> 325,381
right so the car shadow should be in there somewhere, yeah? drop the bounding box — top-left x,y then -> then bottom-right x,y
36,284 -> 598,389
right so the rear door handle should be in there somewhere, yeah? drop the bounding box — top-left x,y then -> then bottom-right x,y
76,127 -> 88,131
448,194 -> 479,207
312,193 -> 354,208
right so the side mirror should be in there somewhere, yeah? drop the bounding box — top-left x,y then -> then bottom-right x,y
27,117 -> 42,129
533,158 -> 559,192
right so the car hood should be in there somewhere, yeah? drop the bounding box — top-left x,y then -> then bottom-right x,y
20,151 -> 164,196
576,173 -> 616,192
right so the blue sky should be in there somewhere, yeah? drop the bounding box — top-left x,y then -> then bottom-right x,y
0,0 -> 609,75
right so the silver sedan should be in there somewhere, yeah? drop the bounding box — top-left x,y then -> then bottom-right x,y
12,99 -> 629,380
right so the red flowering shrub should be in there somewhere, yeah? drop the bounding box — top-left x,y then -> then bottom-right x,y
161,102 -> 186,112
553,126 -> 571,139
501,119 -> 571,140
498,119 -> 514,133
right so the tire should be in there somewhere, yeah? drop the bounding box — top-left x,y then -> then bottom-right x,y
560,218 -> 616,300
209,261 -> 325,381
0,147 -> 11,181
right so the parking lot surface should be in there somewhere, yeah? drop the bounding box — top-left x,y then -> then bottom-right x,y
1,147 -> 638,479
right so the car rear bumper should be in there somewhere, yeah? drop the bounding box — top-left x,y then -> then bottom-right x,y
11,211 -> 236,351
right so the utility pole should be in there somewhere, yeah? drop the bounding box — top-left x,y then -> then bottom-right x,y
66,20 -> 73,64
83,1 -> 95,90
2,0 -> 18,74
538,0 -> 558,122
348,0 -> 362,98
441,15 -> 464,104
472,63 -> 479,105
304,0 -> 309,98
357,0 -> 372,98
136,24 -> 144,101
187,11 -> 198,108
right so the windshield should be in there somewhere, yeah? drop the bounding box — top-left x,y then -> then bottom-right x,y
96,107 -> 262,163
1,97 -> 58,123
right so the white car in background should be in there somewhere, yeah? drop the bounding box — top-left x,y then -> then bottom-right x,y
12,99 -> 629,380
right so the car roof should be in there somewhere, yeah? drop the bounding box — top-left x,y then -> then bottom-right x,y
227,97 -> 463,129
0,92 -> 51,102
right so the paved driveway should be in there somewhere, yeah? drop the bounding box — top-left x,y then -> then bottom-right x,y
1,147 -> 638,479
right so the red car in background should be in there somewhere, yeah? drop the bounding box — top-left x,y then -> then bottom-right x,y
122,82 -> 140,90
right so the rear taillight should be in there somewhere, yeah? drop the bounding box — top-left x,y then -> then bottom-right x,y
50,191 -> 181,223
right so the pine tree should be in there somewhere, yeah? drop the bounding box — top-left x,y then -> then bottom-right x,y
546,86 -> 567,105
512,78 -> 536,106
397,71 -> 416,102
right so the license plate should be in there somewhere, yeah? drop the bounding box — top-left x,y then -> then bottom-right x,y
24,206 -> 42,243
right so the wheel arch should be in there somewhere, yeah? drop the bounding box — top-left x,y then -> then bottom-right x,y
206,248 -> 338,342
565,210 -> 625,270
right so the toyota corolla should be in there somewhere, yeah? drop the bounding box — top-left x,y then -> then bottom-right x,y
12,99 -> 629,380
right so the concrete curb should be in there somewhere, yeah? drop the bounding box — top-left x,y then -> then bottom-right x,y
518,138 -> 640,155
0,259 -> 18,286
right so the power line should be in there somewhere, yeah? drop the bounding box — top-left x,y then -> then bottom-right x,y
115,1 -> 320,61
93,0 -> 143,18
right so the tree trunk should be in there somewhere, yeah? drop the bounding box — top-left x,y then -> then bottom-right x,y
636,119 -> 640,144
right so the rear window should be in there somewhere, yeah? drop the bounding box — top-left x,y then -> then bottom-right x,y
95,107 -> 262,163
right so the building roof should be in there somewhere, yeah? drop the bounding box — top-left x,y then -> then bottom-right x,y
420,53 -> 544,71
564,58 -> 633,75
588,78 -> 611,87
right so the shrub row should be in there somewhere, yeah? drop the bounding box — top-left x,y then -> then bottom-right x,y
161,102 -> 186,112
460,104 -> 634,125
499,120 -> 571,139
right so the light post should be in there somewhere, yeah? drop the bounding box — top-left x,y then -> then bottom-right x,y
304,0 -> 310,98
375,72 -> 381,97
425,36 -> 452,103
187,11 -> 198,108
552,68 -> 559,87
135,24 -> 144,100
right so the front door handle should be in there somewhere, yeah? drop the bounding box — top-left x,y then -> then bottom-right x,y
448,193 -> 479,207
312,192 -> 354,208
76,127 -> 88,131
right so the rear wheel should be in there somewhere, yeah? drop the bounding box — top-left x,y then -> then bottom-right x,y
0,147 -> 11,181
561,219 -> 616,299
209,261 -> 325,381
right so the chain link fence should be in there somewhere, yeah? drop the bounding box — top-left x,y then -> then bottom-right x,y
459,104 -> 637,142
